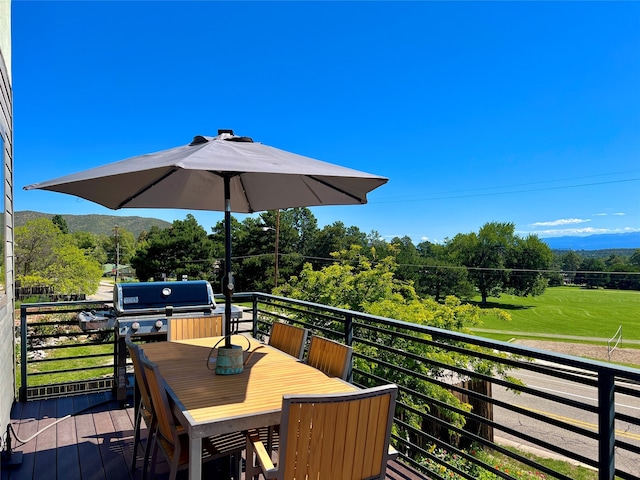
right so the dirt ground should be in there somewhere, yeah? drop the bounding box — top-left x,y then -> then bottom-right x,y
513,339 -> 640,367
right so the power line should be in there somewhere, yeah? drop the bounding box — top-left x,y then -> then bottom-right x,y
229,252 -> 640,277
371,176 -> 640,204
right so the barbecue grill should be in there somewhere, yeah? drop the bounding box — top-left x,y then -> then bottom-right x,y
78,280 -> 243,402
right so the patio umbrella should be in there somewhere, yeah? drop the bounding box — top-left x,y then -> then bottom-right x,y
24,130 -> 388,347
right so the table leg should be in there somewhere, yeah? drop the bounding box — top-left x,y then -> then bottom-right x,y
189,437 -> 202,480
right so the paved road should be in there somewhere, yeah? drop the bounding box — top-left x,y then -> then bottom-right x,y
87,282 -> 114,301
493,366 -> 640,476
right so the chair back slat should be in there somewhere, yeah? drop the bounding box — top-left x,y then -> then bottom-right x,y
268,322 -> 309,359
278,385 -> 397,480
306,336 -> 352,380
168,315 -> 222,341
141,356 -> 178,448
125,336 -> 153,412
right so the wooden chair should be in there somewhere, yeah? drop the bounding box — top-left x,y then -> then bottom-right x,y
306,335 -> 353,380
125,336 -> 155,480
167,315 -> 222,341
246,384 -> 398,480
140,355 -> 245,480
268,322 -> 309,359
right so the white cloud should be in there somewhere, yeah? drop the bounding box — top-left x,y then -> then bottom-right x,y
528,226 -> 640,237
530,218 -> 591,227
593,212 -> 626,216
613,212 -> 626,216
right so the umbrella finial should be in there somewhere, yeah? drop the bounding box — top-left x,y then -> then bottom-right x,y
190,135 -> 209,146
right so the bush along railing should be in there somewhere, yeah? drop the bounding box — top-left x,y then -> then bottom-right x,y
237,292 -> 640,480
19,300 -> 116,401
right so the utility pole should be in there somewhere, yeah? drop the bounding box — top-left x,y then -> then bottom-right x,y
274,209 -> 280,289
262,210 -> 280,290
114,226 -> 120,283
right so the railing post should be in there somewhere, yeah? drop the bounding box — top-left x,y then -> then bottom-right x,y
252,294 -> 258,338
598,371 -> 615,480
345,313 -> 353,347
19,305 -> 28,402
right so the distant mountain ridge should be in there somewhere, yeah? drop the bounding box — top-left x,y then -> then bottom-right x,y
542,232 -> 640,251
15,211 -> 172,237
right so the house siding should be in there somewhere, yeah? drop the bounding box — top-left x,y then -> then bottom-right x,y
0,0 -> 15,461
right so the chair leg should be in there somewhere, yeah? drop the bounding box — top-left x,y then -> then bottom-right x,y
245,432 -> 259,480
140,417 -> 155,480
148,426 -> 160,480
131,400 -> 143,471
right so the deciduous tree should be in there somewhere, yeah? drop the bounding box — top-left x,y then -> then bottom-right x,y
446,222 -> 552,304
15,218 -> 102,295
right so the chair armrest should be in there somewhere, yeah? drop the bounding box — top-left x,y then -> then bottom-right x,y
249,431 -> 278,479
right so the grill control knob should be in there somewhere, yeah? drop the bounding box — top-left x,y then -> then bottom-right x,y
155,320 -> 163,329
131,322 -> 140,331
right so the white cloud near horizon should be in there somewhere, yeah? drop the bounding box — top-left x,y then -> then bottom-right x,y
520,226 -> 640,237
530,218 -> 591,227
594,212 -> 626,216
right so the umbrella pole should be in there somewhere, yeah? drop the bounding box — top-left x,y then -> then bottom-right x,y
224,175 -> 233,348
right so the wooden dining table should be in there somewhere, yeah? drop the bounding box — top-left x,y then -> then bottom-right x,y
140,334 -> 358,480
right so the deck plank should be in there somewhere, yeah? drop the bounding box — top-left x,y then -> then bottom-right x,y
55,396 -> 81,480
7,399 -> 39,480
92,401 -> 133,480
73,394 -> 107,480
32,399 -> 57,480
6,393 -> 426,480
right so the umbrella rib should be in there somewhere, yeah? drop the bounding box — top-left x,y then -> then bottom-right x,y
116,168 -> 180,209
308,175 -> 366,204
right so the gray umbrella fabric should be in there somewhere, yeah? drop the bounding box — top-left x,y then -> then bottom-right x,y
24,131 -> 388,347
25,132 -> 388,213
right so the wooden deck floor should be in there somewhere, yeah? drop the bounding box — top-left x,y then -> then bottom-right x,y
3,392 -> 425,480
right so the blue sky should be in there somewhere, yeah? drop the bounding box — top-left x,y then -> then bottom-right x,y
11,1 -> 640,245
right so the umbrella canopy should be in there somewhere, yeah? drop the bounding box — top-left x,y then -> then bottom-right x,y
25,131 -> 387,213
25,130 -> 388,346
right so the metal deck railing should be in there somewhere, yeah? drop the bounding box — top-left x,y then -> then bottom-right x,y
17,293 -> 640,480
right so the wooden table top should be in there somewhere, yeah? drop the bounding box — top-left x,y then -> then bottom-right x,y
140,335 -> 357,436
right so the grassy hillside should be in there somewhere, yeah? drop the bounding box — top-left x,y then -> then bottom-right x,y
16,210 -> 172,238
475,286 -> 640,341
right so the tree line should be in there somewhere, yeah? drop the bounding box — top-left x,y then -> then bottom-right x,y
14,210 -> 640,301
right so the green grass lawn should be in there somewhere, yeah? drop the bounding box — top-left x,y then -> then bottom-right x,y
23,342 -> 114,387
473,286 -> 640,341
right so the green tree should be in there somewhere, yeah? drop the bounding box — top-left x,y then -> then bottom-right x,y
16,218 -> 65,278
72,231 -> 108,265
414,240 -> 475,301
575,258 -> 609,289
286,207 -> 318,257
446,222 -> 552,304
51,214 -> 69,234
507,234 -> 553,297
15,218 -> 102,295
630,249 -> 640,267
130,215 -> 215,281
560,250 -> 582,284
389,236 -> 421,287
104,227 -> 136,265
276,246 -> 515,451
309,221 -> 368,268
418,258 -> 475,302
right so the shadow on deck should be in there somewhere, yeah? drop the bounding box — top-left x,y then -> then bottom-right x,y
2,392 -> 426,480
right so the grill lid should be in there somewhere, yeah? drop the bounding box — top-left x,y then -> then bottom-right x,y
114,280 -> 216,316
